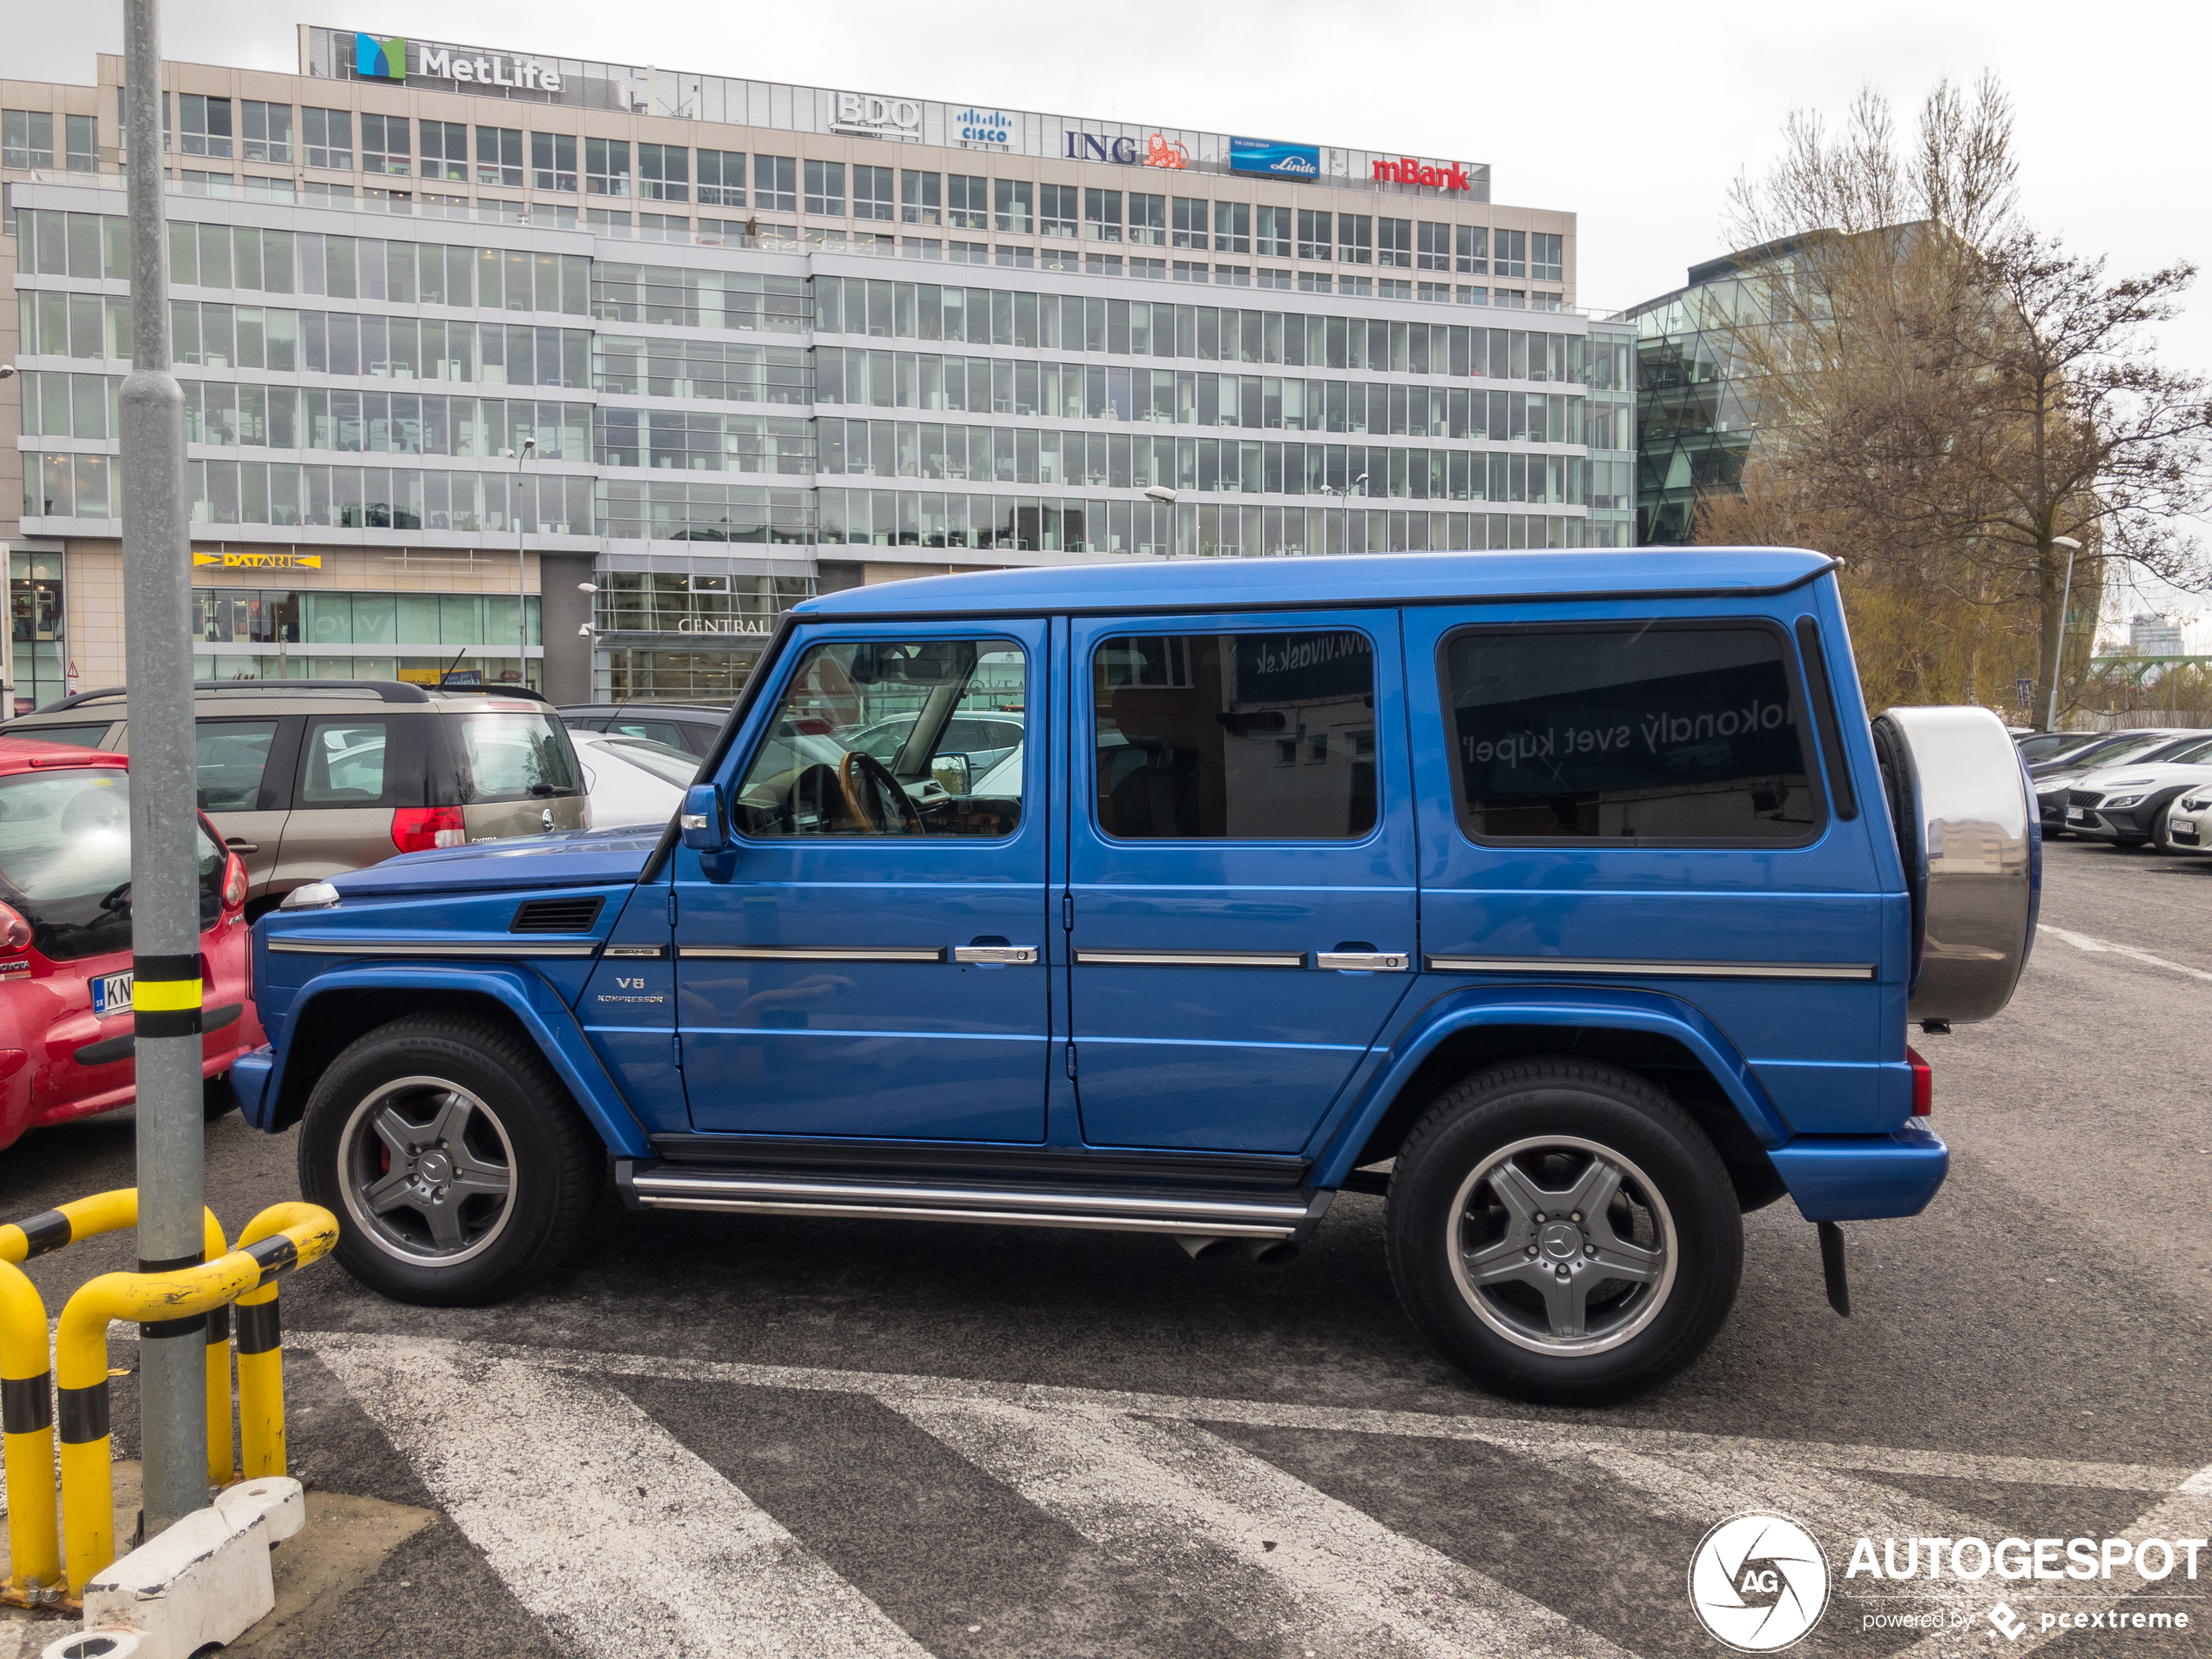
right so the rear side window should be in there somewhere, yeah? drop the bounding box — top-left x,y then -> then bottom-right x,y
300,718 -> 393,806
196,719 -> 280,813
1442,624 -> 1819,844
14,723 -> 115,751
0,768 -> 225,961
1094,630 -> 1378,841
455,714 -> 582,802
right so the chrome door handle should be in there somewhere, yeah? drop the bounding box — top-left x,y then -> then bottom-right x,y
224,838 -> 260,854
953,945 -> 1039,966
1313,950 -> 1410,972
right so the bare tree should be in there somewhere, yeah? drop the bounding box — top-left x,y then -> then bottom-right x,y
1699,73 -> 2212,721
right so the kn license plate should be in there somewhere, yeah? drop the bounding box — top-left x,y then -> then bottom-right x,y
91,971 -> 133,1017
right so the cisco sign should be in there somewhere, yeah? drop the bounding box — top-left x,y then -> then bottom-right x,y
956,108 -> 1014,145
415,43 -> 564,91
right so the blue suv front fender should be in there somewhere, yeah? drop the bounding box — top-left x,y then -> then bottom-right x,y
240,962 -> 652,1157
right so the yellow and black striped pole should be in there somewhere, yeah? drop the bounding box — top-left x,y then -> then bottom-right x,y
1,1192 -> 230,1598
54,1205 -> 335,1595
232,1203 -> 331,1480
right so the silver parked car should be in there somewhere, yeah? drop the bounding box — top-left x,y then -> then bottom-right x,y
4,681 -> 588,917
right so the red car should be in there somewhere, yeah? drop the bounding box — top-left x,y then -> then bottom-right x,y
0,737 -> 263,1151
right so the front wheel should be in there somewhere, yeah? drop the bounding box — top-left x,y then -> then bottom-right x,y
1386,1059 -> 1743,1405
297,1014 -> 603,1306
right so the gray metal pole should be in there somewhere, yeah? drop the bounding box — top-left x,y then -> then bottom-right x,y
515,439 -> 533,685
2047,540 -> 2078,732
119,0 -> 210,1534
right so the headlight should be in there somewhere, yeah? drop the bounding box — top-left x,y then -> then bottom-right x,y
2101,794 -> 2143,809
279,881 -> 341,910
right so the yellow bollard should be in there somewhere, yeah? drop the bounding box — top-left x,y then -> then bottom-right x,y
52,1205 -> 335,1595
231,1203 -> 334,1480
0,1191 -> 226,1600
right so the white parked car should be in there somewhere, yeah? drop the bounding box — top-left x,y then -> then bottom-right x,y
567,730 -> 702,828
2052,737 -> 2212,849
2161,784 -> 2212,857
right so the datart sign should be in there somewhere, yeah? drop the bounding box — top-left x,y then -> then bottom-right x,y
412,42 -> 564,92
193,551 -> 324,570
834,92 -> 921,138
955,108 -> 1014,145
1372,155 -> 1474,191
1229,137 -> 1319,179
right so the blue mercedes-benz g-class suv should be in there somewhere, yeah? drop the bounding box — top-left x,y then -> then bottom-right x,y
237,550 -> 2037,1401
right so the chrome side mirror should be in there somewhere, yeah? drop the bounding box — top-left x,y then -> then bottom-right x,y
679,783 -> 725,850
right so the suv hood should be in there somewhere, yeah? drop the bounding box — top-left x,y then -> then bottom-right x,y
328,826 -> 661,898
2074,762 -> 2212,792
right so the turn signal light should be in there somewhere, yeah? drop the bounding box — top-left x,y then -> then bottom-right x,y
1906,1045 -> 1932,1116
0,902 -> 30,954
221,853 -> 249,913
391,806 -> 466,853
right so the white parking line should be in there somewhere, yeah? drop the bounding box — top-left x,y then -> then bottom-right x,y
313,1339 -> 934,1659
2038,923 -> 2212,983
895,1397 -> 1629,1659
300,1333 -> 2210,1659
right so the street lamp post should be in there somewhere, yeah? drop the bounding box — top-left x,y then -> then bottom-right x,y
2047,535 -> 2083,732
1143,484 -> 1177,557
510,437 -> 536,686
1321,474 -> 1369,556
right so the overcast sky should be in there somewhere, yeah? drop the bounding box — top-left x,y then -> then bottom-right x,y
16,0 -> 2212,639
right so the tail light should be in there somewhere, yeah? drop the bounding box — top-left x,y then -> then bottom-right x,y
1906,1045 -> 1932,1116
221,853 -> 249,913
392,806 -> 466,853
0,902 -> 30,954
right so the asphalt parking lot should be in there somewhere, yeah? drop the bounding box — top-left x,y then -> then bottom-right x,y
4,836 -> 2208,1658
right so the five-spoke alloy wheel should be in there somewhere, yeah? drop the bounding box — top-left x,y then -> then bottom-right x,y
299,1015 -> 602,1305
1386,1058 -> 1742,1404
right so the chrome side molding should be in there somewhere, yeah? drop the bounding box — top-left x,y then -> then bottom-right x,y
1424,955 -> 1878,981
679,945 -> 948,963
1073,948 -> 1307,968
267,939 -> 600,958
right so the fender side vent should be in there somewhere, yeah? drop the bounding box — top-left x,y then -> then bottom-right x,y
511,896 -> 605,934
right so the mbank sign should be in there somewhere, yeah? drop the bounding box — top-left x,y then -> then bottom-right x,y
1372,155 -> 1474,191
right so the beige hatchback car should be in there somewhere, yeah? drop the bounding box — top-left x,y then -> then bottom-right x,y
4,681 -> 588,919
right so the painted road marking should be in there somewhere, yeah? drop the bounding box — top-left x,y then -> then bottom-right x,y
302,1334 -> 2209,1659
313,1339 -> 934,1659
2039,922 -> 2212,983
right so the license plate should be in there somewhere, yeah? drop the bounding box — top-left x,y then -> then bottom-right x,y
91,971 -> 132,1016
2066,807 -> 2085,820
2175,823 -> 2199,843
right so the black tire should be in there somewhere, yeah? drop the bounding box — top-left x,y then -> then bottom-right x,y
2148,804 -> 2176,852
297,1013 -> 603,1306
1385,1057 -> 1743,1406
204,1073 -> 238,1123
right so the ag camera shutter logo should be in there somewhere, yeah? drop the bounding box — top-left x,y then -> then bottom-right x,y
1689,1511 -> 1831,1651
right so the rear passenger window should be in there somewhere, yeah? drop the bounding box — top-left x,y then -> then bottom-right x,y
196,719 -> 280,813
1094,631 -> 1377,840
300,718 -> 390,806
15,723 -> 114,751
1442,624 -> 1819,844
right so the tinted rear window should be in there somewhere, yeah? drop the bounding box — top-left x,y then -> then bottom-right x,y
455,714 -> 582,803
1093,630 -> 1378,841
197,719 -> 280,813
1442,624 -> 1819,844
12,723 -> 115,751
0,769 -> 223,961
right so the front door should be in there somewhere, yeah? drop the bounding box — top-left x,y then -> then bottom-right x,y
1065,610 -> 1419,1153
674,621 -> 1051,1143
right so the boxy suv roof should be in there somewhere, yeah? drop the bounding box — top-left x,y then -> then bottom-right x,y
3,680 -> 587,917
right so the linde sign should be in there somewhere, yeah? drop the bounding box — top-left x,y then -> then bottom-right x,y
835,92 -> 921,138
416,44 -> 563,92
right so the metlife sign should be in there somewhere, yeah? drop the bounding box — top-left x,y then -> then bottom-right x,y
406,39 -> 565,91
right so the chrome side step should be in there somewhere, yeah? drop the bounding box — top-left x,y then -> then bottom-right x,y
618,1164 -> 1330,1241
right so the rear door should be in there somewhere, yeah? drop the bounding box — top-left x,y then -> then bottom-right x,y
1063,610 -> 1419,1153
191,715 -> 299,903
447,705 -> 590,839
273,712 -> 420,884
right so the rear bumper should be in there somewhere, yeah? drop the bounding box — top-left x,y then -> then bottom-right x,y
232,1043 -> 276,1129
1770,1123 -> 1948,1222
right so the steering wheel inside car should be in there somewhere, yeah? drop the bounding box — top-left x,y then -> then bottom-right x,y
838,751 -> 927,834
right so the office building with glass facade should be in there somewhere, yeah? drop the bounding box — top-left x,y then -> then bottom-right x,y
3,27 -> 1634,707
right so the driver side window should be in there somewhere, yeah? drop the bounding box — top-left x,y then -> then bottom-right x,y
732,636 -> 1026,839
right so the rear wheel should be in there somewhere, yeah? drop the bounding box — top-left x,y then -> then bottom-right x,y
298,1014 -> 602,1305
2149,802 -> 2178,852
1386,1059 -> 1742,1405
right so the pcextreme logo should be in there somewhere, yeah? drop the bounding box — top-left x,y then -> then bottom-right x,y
1689,1511 -> 1832,1652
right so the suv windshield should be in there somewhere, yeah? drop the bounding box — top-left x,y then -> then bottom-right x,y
0,769 -> 223,961
454,713 -> 583,803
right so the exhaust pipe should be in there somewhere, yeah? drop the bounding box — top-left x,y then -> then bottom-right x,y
1174,1234 -> 1240,1261
1242,1238 -> 1298,1266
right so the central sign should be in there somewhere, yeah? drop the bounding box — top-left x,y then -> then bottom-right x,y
835,92 -> 921,138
